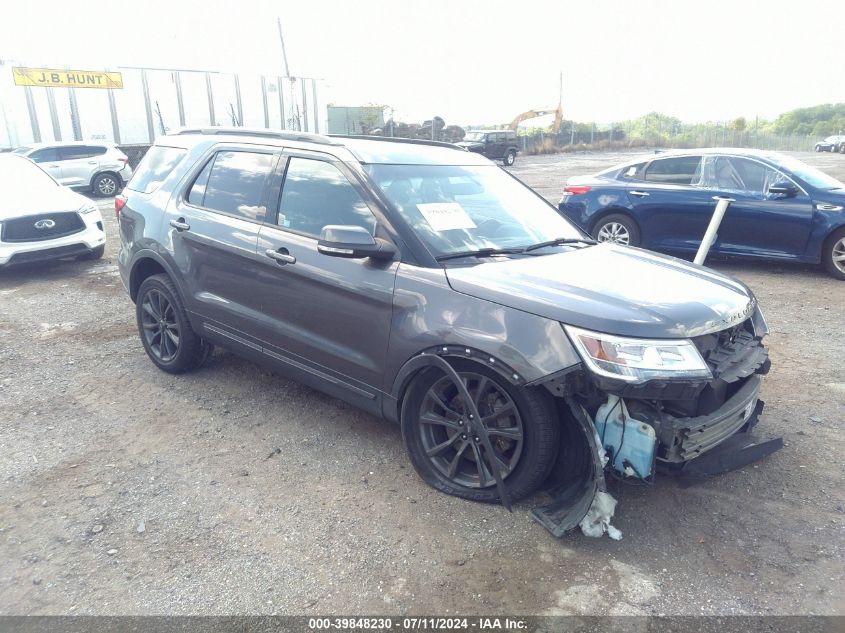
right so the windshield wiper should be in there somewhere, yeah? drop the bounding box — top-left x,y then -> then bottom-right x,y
436,247 -> 526,262
523,237 -> 596,252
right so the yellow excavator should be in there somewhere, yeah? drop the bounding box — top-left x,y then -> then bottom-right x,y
509,106 -> 563,133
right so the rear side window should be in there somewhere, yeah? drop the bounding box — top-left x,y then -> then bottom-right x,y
127,145 -> 187,194
189,150 -> 275,221
644,156 -> 702,185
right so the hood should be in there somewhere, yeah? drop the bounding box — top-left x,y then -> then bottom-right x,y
0,184 -> 90,220
456,141 -> 484,151
445,244 -> 756,339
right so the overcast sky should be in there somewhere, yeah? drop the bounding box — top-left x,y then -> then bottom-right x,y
2,0 -> 843,126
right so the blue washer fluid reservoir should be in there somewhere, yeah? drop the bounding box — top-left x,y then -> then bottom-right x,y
594,395 -> 657,480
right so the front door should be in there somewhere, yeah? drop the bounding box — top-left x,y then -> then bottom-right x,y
254,153 -> 398,401
27,147 -> 62,183
699,156 -> 814,258
166,147 -> 279,343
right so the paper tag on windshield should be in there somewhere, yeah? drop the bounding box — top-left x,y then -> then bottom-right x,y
417,203 -> 477,232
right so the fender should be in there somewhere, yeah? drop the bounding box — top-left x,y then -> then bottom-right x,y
384,345 -> 528,424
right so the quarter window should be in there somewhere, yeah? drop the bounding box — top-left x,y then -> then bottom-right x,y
190,150 -> 274,221
127,145 -> 187,193
644,156 -> 702,185
277,158 -> 376,237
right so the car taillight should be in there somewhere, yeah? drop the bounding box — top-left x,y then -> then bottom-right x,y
563,185 -> 592,196
118,157 -> 129,166
115,195 -> 126,219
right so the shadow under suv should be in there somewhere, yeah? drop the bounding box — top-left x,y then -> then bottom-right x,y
117,128 -> 779,538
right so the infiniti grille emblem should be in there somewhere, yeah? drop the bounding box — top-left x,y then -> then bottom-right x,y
33,219 -> 56,230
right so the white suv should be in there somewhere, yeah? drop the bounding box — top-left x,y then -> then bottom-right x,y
0,154 -> 106,267
12,142 -> 133,197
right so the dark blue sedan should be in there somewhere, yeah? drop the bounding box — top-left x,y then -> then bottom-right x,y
557,148 -> 845,279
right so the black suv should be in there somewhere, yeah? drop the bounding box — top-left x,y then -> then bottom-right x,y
118,128 -> 777,537
456,130 -> 519,165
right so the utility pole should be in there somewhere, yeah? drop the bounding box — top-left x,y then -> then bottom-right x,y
277,17 -> 299,130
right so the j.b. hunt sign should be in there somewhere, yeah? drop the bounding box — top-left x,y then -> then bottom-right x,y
12,67 -> 123,89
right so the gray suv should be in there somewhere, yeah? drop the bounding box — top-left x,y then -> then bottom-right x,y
117,128 -> 778,537
13,141 -> 133,197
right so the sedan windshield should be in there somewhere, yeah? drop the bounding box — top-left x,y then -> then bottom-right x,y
772,155 -> 845,190
366,164 -> 583,257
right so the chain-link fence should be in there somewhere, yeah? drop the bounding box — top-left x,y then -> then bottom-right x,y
516,128 -> 819,156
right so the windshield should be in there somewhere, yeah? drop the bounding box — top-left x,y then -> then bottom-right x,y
366,164 -> 583,257
0,155 -> 58,188
463,132 -> 487,142
772,155 -> 845,190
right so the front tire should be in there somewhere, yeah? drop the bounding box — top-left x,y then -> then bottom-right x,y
503,150 -> 516,166
77,244 -> 105,261
592,213 -> 641,247
92,173 -> 120,197
136,274 -> 213,373
400,361 -> 559,504
822,228 -> 845,280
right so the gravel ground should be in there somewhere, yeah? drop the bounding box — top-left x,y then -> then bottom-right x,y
0,150 -> 843,616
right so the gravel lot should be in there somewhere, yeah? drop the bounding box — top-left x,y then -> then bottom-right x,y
0,150 -> 843,616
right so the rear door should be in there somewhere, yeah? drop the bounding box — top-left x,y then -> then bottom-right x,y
166,146 -> 279,344
624,154 -> 714,252
487,133 -> 505,159
57,145 -> 102,187
702,156 -> 814,258
253,152 -> 399,401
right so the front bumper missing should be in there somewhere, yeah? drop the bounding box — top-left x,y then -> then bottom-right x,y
531,382 -> 782,539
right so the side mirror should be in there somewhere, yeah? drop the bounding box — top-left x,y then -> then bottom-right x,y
317,225 -> 396,260
768,181 -> 798,197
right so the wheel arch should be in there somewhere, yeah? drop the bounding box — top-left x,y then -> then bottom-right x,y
385,346 -> 528,424
128,251 -> 179,303
587,207 -> 641,234
91,170 -> 122,189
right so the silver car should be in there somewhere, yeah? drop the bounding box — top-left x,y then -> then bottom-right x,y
12,141 -> 133,197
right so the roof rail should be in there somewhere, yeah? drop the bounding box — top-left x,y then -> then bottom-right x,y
173,127 -> 339,146
328,134 -> 465,151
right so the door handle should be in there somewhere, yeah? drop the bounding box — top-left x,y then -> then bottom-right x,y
817,203 -> 843,211
629,190 -> 650,197
169,218 -> 190,231
87,161 -> 97,165
265,248 -> 296,265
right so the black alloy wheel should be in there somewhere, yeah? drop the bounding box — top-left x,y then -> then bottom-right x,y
418,372 -> 525,489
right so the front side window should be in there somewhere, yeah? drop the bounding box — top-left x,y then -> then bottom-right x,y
366,163 -> 582,257
644,156 -> 702,185
277,158 -> 376,237
190,150 -> 274,221
28,148 -> 59,163
127,145 -> 187,194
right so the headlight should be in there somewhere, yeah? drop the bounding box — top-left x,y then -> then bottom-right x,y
564,325 -> 712,383
79,203 -> 99,214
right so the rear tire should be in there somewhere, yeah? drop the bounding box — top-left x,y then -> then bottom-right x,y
822,227 -> 845,280
400,361 -> 559,504
92,173 -> 120,197
503,150 -> 516,166
136,274 -> 213,373
592,213 -> 641,247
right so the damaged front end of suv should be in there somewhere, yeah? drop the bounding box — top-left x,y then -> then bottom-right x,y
531,295 -> 781,538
